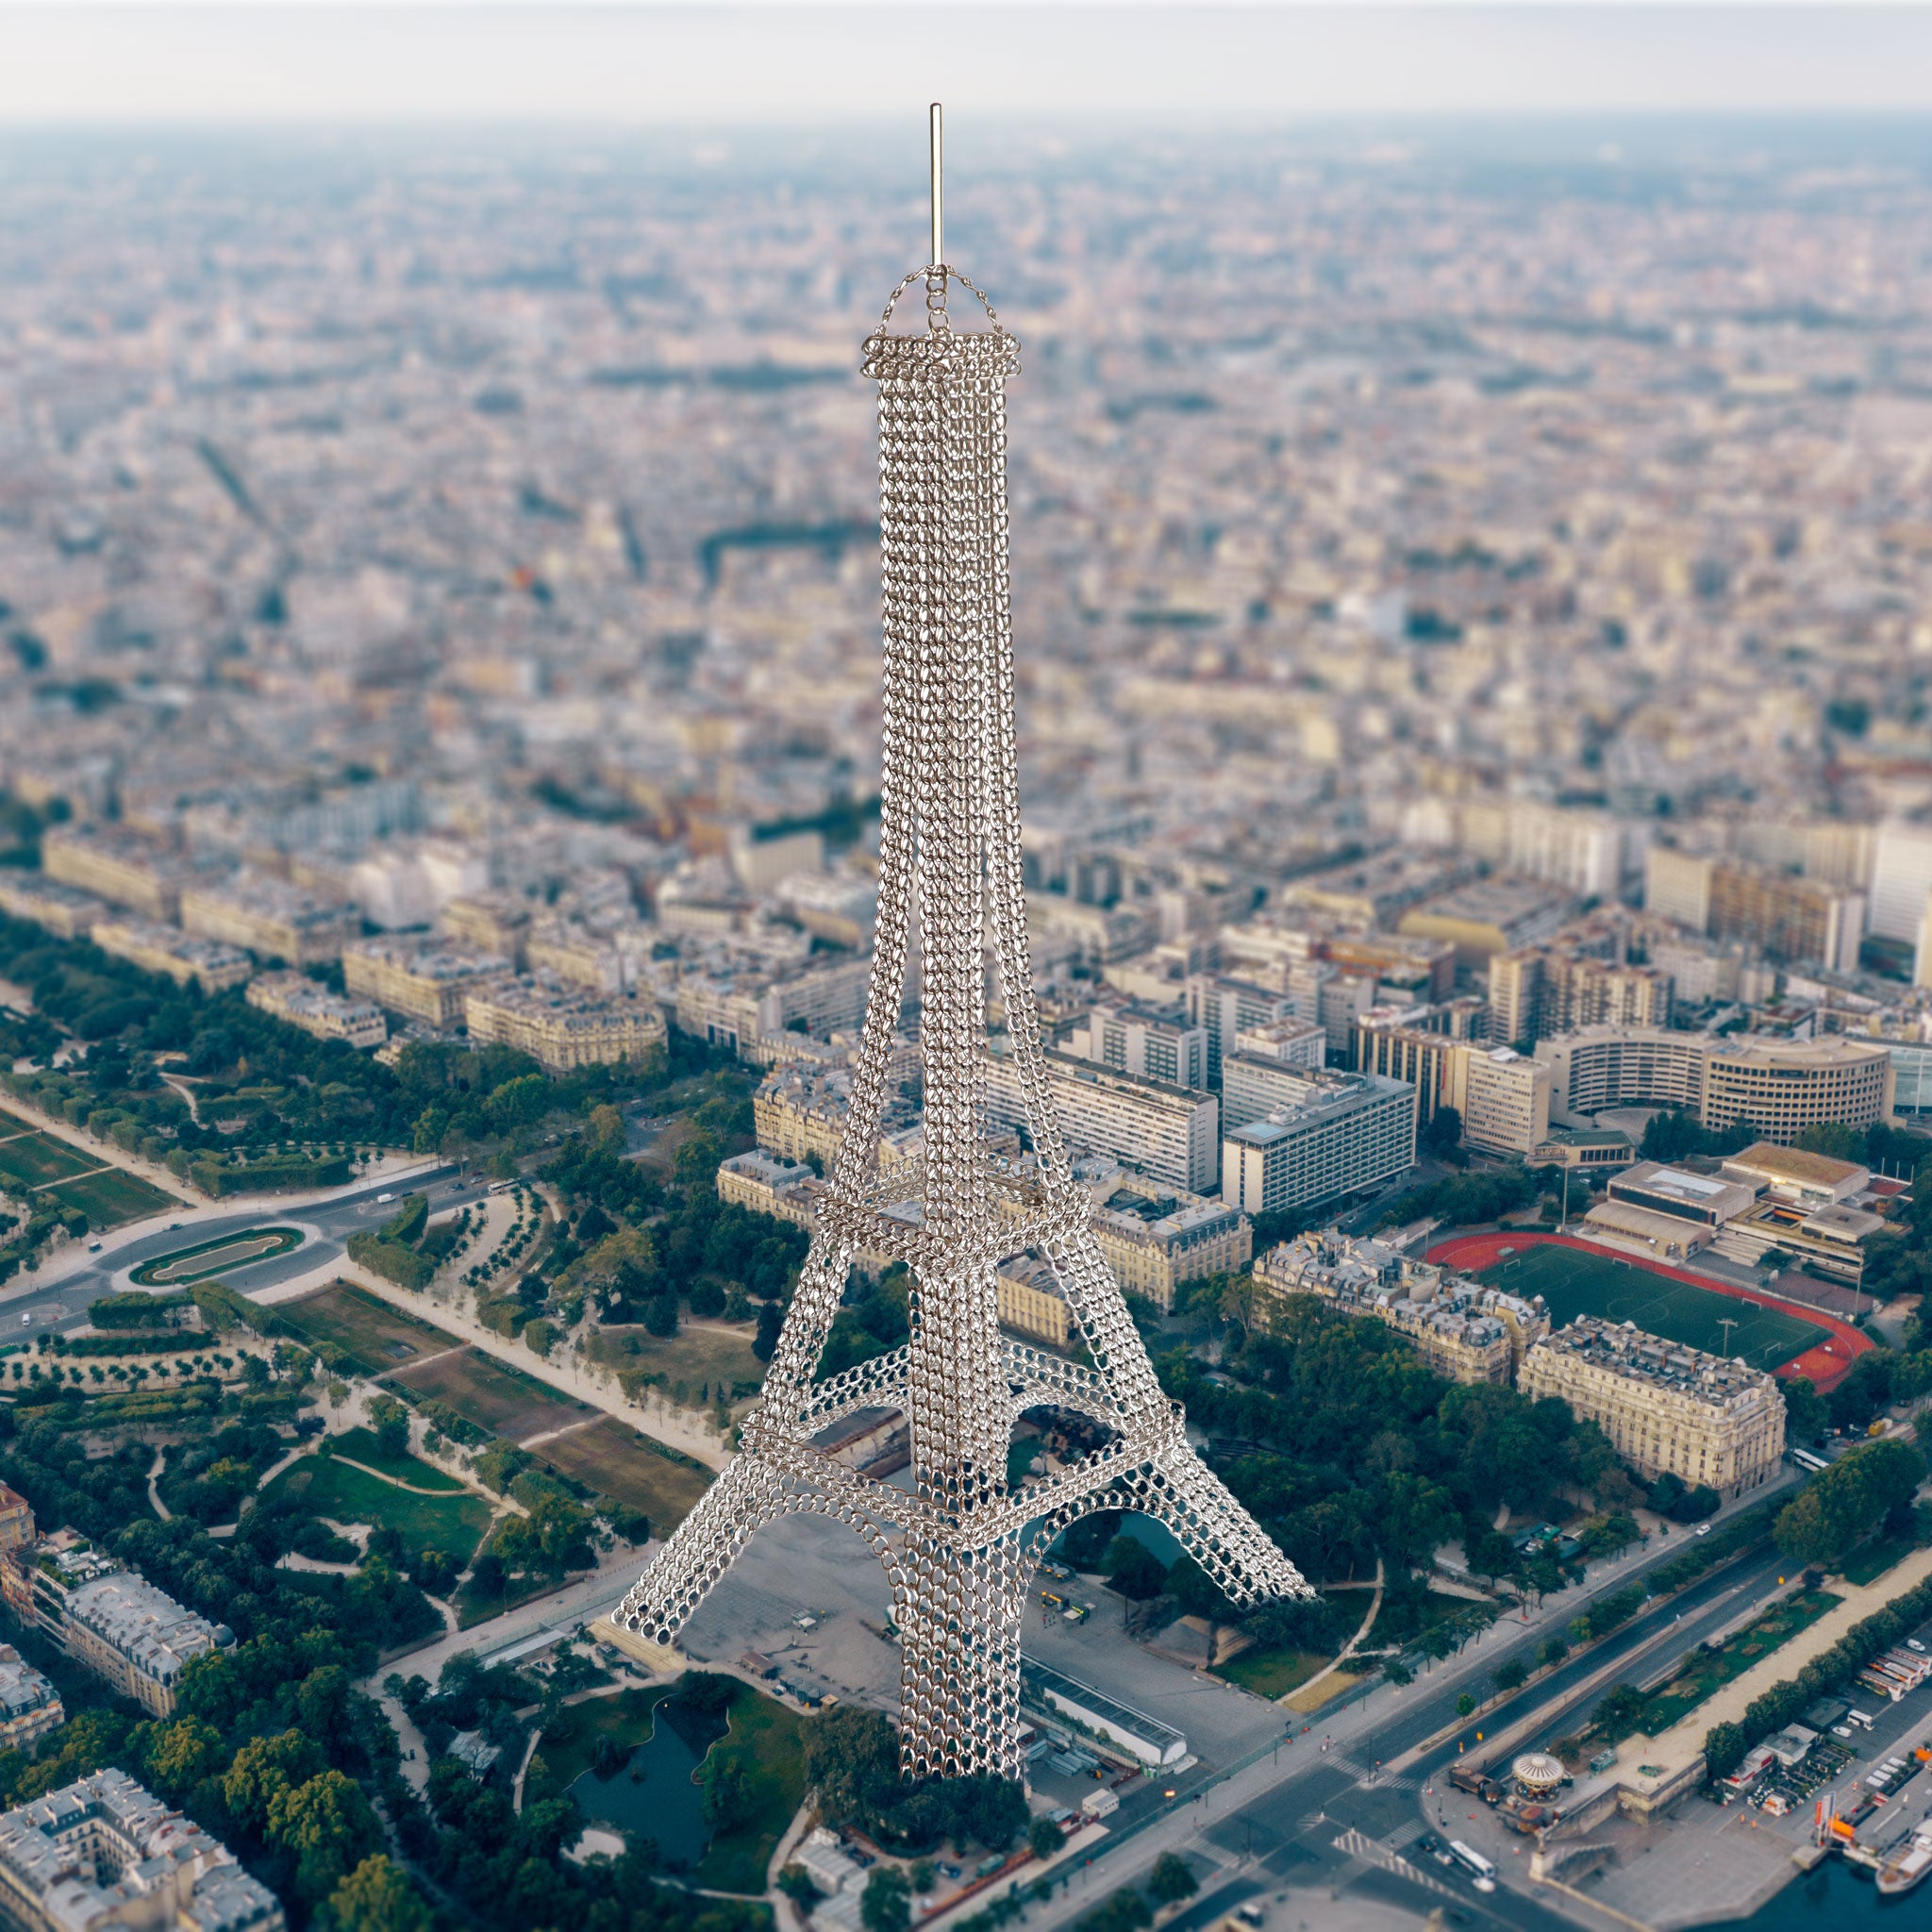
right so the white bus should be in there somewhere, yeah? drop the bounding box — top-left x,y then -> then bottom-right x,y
1790,1447 -> 1829,1474
1448,1841 -> 1497,1891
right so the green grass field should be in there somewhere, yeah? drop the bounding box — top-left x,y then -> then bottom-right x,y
1629,1589 -> 1841,1736
1214,1646 -> 1331,1699
258,1452 -> 493,1562
328,1424 -> 466,1491
527,1415 -> 713,1533
1478,1243 -> 1826,1371
387,1345 -> 590,1441
46,1168 -> 179,1229
0,1109 -> 39,1137
691,1692 -> 809,1893
0,1132 -> 95,1188
132,1224 -> 301,1286
275,1281 -> 462,1375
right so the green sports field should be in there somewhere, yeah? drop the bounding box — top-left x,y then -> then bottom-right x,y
1477,1243 -> 1826,1372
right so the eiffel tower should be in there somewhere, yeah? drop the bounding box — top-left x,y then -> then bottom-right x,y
616,109 -> 1308,1781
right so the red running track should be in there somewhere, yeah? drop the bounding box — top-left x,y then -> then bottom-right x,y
1424,1231 -> 1873,1393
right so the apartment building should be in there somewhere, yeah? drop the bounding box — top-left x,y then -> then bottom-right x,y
1644,846 -> 1865,972
1703,1034 -> 1892,1145
0,877 -> 105,941
90,919 -> 252,994
996,1255 -> 1073,1348
40,824 -> 192,922
1352,1014 -> 1463,1132
8,1544 -> 235,1718
178,871 -> 359,966
1222,1053 -> 1338,1135
1185,974 -> 1304,1086
1459,1046 -> 1552,1156
1222,1072 -> 1415,1216
1253,1230 -> 1549,1380
0,1649 -> 61,1755
1063,1001 -> 1209,1091
342,937 -> 509,1026
440,890 -> 534,966
0,1770 -> 285,1932
1438,796 -> 1624,899
984,1050 -> 1221,1194
1536,1024 -> 1713,1123
1488,946 -> 1672,1047
0,1488 -> 34,1554
462,975 -> 668,1074
1643,846 -> 1717,932
244,971 -> 387,1050
1397,875 -> 1575,968
1868,821 -> 1932,944
715,1149 -> 818,1228
1088,1174 -> 1252,1312
1519,1317 -> 1786,1499
525,919 -> 625,994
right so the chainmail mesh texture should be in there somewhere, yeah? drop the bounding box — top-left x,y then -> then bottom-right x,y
617,267 -> 1309,1781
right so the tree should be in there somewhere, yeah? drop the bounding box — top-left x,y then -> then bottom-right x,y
1027,1817 -> 1062,1862
1704,1721 -> 1747,1782
1103,1535 -> 1169,1601
1774,1438 -> 1925,1569
702,1757 -> 752,1833
1421,1105 -> 1463,1158
222,1729 -> 325,1834
778,1867 -> 824,1908
862,1866 -> 911,1932
1796,1122 -> 1862,1162
1381,1656 -> 1414,1688
1780,1374 -> 1826,1445
266,1770 -> 386,1905
1455,1692 -> 1475,1718
323,1855 -> 432,1932
368,1394 -> 410,1459
1147,1854 -> 1197,1907
144,1715 -> 224,1800
753,1298 -> 784,1361
1494,1657 -> 1528,1692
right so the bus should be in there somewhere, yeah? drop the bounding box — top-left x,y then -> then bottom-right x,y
1448,1842 -> 1497,1891
1790,1447 -> 1829,1474
488,1178 -> 518,1195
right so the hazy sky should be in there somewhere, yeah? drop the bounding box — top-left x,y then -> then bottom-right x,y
6,3 -> 1932,125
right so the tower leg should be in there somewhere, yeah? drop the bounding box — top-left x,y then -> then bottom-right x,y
896,1532 -> 1025,1781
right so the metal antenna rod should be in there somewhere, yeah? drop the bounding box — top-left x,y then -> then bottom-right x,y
929,101 -> 944,266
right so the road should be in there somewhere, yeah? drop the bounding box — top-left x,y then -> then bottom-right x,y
1024,1528 -> 1799,1932
2,1164 -> 480,1334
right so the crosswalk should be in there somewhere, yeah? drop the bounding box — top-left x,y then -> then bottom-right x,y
1383,1820 -> 1425,1851
1329,1829 -> 1456,1900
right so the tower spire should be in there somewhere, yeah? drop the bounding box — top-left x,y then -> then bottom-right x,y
617,119 -> 1308,1781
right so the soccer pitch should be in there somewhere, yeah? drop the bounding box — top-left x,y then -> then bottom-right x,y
1476,1242 -> 1826,1372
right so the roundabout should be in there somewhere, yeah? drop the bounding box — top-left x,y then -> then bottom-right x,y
130,1225 -> 306,1288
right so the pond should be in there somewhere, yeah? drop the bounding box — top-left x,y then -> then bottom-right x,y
567,1698 -> 728,1868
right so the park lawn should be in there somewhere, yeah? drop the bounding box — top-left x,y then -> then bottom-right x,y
0,1131 -> 96,1187
527,1416 -> 712,1534
691,1692 -> 810,1894
591,1322 -> 769,1406
47,1168 -> 179,1229
387,1345 -> 590,1441
0,1108 -> 39,1137
329,1424 -> 466,1492
1477,1243 -> 1824,1373
259,1453 -> 493,1565
1286,1665 -> 1365,1713
1634,1589 -> 1841,1735
275,1280 -> 462,1375
1213,1646 -> 1331,1699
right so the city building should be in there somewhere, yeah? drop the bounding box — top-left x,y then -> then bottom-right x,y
1087,1174 -> 1251,1312
525,919 -> 626,994
0,1769 -> 284,1932
462,975 -> 668,1074
1254,1229 -> 1549,1379
1062,1001 -> 1209,1091
244,971 -> 387,1050
1707,863 -> 1865,973
178,871 -> 360,966
0,1489 -> 33,1554
995,1254 -> 1073,1347
89,919 -> 252,995
1222,1072 -> 1415,1217
1351,1014 -> 1463,1132
1703,1034 -> 1891,1145
1396,875 -> 1576,969
715,1148 -> 817,1225
1581,1161 -> 1760,1262
1281,848 -> 1478,929
1184,974 -> 1305,1086
0,877 -> 105,941
1720,1141 -> 1870,1208
1458,1045 -> 1552,1156
440,890 -> 534,966
39,824 -> 194,923
1869,822 -> 1932,945
1488,946 -> 1672,1047
1408,795 -> 1624,898
754,1063 -> 921,1171
1222,1052 -> 1338,1135
342,937 -> 509,1026
1518,1317 -> 1787,1499
1536,1024 -> 1714,1124
984,1050 -> 1222,1194
0,1648 -> 60,1755
9,1544 -> 234,1718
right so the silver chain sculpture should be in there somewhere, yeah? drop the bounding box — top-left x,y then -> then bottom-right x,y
617,264 -> 1309,1781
